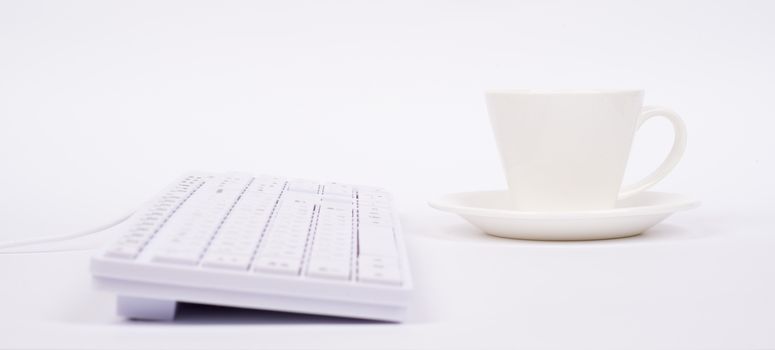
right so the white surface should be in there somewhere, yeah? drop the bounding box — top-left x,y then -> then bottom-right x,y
1,209 -> 775,349
1,0 -> 774,349
486,90 -> 687,210
428,191 -> 699,240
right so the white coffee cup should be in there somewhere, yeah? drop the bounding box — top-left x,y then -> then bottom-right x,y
486,89 -> 686,211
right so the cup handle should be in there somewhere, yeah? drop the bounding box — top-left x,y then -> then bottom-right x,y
618,106 -> 687,199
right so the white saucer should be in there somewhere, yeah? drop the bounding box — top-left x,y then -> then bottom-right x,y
428,191 -> 700,241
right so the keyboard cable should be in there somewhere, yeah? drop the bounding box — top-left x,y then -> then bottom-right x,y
0,210 -> 135,253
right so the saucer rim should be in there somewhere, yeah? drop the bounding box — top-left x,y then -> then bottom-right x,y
428,190 -> 700,220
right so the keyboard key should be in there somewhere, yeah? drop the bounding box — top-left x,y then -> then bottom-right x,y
359,206 -> 393,227
358,255 -> 402,285
307,258 -> 350,280
153,248 -> 202,265
287,180 -> 320,194
359,227 -> 397,257
282,191 -> 322,204
321,199 -> 353,211
323,183 -> 353,198
358,190 -> 391,208
251,175 -> 286,194
201,253 -> 252,270
253,256 -> 301,275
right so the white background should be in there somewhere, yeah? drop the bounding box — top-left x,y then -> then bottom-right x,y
2,0 -> 774,239
1,1 -> 774,349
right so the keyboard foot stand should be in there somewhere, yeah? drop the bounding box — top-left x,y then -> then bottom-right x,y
117,296 -> 177,321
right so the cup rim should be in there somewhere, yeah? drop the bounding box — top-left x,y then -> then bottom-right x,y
485,89 -> 644,95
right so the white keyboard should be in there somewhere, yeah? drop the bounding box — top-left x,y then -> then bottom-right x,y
90,172 -> 412,322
